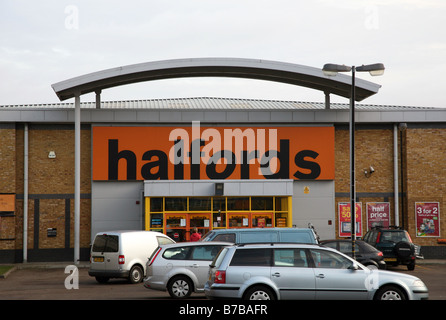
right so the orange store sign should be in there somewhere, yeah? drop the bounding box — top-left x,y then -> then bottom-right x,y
92,125 -> 334,181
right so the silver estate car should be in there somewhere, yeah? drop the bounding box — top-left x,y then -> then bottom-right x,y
143,241 -> 230,299
205,243 -> 429,300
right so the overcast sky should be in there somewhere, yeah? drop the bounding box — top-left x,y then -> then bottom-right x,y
1,0 -> 446,108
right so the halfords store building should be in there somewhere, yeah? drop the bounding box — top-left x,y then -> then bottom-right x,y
1,58 -> 445,263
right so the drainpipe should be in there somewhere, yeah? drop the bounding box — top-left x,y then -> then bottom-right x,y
399,123 -> 407,229
393,124 -> 399,226
23,123 -> 29,263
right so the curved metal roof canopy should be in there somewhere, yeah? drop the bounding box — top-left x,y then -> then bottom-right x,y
51,57 -> 383,265
51,58 -> 381,102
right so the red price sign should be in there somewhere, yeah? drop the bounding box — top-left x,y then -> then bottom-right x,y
367,202 -> 390,230
338,202 -> 362,237
415,202 -> 440,237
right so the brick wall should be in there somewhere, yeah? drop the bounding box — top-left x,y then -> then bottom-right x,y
404,127 -> 446,247
0,124 -> 91,262
0,126 -> 16,250
335,126 -> 398,236
334,124 -> 446,256
1,123 -> 445,262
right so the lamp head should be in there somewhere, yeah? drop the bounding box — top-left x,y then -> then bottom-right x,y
322,63 -> 352,76
356,63 -> 385,76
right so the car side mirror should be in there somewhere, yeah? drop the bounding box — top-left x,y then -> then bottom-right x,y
348,263 -> 359,271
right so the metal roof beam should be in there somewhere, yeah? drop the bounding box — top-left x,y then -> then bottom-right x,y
51,58 -> 381,102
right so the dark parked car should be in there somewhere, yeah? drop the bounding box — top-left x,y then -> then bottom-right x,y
363,227 -> 419,270
320,239 -> 386,269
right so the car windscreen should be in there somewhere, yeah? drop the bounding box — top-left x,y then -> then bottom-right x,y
280,232 -> 315,244
240,232 -> 278,243
200,231 -> 215,241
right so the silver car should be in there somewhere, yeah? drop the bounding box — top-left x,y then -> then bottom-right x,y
205,243 -> 429,300
143,241 -> 230,298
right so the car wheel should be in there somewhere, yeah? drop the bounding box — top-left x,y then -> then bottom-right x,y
407,262 -> 415,271
244,286 -> 275,300
129,265 -> 143,284
375,286 -> 406,300
168,276 -> 193,299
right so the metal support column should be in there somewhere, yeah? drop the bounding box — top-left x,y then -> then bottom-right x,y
350,67 -> 356,260
95,90 -> 101,109
74,93 -> 81,264
23,123 -> 29,263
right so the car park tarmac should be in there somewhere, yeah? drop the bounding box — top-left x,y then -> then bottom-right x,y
0,265 -> 172,300
0,260 -> 445,300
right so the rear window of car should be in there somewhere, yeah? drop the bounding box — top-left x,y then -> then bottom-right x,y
230,248 -> 272,266
210,247 -> 229,268
381,231 -> 410,242
92,235 -> 119,253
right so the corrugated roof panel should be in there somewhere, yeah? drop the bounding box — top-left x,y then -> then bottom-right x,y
0,97 -> 438,111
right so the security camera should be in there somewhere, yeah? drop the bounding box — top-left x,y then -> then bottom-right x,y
364,166 -> 375,178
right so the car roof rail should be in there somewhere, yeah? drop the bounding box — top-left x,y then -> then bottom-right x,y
235,242 -> 278,247
234,242 -> 319,247
388,225 -> 403,230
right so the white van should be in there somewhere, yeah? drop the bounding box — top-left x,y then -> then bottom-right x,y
89,230 -> 175,284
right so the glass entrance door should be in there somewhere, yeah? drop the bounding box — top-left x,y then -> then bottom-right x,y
165,213 -> 211,242
165,213 -> 188,242
189,213 -> 211,240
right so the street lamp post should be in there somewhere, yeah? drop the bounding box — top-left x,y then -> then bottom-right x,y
322,63 -> 385,260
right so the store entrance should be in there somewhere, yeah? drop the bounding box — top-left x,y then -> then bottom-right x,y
145,195 -> 292,242
165,213 -> 210,242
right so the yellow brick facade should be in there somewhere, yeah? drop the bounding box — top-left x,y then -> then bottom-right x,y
0,123 -> 445,262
